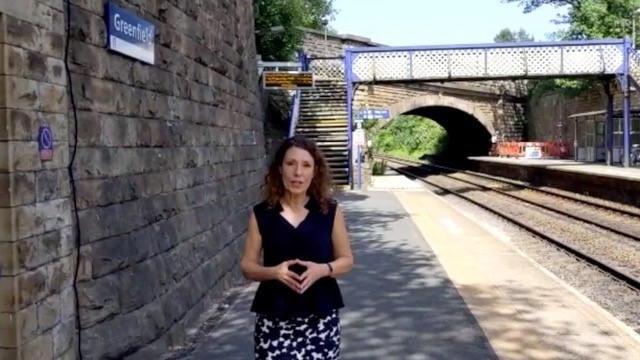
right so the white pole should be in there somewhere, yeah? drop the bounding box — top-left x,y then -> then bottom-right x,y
324,27 -> 328,55
633,16 -> 636,49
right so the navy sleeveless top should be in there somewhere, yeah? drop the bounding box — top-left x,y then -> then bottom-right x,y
250,196 -> 345,319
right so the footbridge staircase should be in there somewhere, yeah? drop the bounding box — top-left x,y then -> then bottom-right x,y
263,38 -> 640,189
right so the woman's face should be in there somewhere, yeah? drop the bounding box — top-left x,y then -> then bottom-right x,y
280,146 -> 315,195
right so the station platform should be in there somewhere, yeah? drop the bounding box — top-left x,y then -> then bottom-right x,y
469,156 -> 640,182
466,156 -> 640,207
163,187 -> 640,360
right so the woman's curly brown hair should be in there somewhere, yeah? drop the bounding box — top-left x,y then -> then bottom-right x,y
263,136 -> 336,213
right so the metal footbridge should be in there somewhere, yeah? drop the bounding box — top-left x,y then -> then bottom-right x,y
261,38 -> 640,187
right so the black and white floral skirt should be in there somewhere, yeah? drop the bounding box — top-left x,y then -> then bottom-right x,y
254,310 -> 341,359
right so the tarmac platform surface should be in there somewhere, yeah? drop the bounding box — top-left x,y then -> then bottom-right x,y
166,187 -> 640,360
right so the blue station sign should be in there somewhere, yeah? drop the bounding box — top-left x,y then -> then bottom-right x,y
355,109 -> 391,120
105,2 -> 155,64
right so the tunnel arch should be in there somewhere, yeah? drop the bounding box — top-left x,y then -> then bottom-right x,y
389,94 -> 496,135
387,94 -> 497,157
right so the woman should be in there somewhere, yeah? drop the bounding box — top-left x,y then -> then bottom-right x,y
240,136 -> 354,360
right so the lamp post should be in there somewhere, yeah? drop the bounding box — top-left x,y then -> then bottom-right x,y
255,25 -> 285,36
321,18 -> 329,56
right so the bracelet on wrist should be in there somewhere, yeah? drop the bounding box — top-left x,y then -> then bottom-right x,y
326,262 -> 333,275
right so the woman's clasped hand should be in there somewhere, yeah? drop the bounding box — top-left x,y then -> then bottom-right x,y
273,258 -> 330,294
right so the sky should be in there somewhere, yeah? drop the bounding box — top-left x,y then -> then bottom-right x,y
330,0 -> 569,46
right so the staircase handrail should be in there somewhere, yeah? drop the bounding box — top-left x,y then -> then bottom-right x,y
288,88 -> 302,137
287,52 -> 309,138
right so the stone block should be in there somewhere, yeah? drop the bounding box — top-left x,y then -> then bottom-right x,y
3,15 -> 42,54
45,56 -> 66,86
35,198 -> 71,234
58,286 -> 75,321
103,53 -> 133,85
137,299 -> 167,345
0,276 -> 15,312
36,0 -> 64,12
33,2 -> 64,34
54,345 -> 76,360
80,308 -> 144,360
51,317 -> 73,358
77,274 -> 120,329
38,83 -> 66,113
89,234 -> 131,278
0,1 -> 36,26
68,40 -> 102,78
36,168 -> 69,202
37,294 -> 60,333
0,348 -> 17,360
16,303 -> 37,342
1,45 -> 24,77
46,254 -> 74,294
40,29 -> 65,60
0,203 -> 42,242
16,266 -> 48,308
17,230 -> 61,270
26,49 -> 48,82
117,261 -> 159,314
0,172 -> 36,207
0,311 -> 17,348
0,242 -> 16,276
0,110 -> 31,141
0,141 -> 39,172
22,332 -> 54,360
5,76 -> 40,111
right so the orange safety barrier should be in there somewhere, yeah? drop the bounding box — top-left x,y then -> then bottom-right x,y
493,141 -> 571,159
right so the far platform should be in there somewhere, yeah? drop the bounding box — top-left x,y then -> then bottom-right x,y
469,156 -> 640,181
466,156 -> 640,207
469,156 -> 640,182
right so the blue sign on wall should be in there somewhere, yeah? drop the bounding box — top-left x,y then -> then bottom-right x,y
355,109 -> 391,120
105,2 -> 155,64
38,125 -> 53,161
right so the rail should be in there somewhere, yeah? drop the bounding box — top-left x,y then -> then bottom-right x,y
375,154 -> 640,290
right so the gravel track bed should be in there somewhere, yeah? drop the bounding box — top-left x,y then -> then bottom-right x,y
449,172 -> 640,239
427,174 -> 640,278
412,175 -> 640,335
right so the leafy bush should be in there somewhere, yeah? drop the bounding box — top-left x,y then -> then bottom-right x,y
371,115 -> 448,159
371,160 -> 387,175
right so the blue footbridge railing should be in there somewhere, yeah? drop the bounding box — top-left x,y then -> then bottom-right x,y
341,37 -> 640,168
262,37 -> 640,175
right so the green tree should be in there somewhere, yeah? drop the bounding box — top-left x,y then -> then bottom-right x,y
254,0 -> 337,61
501,0 -> 640,99
502,0 -> 640,42
371,115 -> 448,159
494,28 -> 535,42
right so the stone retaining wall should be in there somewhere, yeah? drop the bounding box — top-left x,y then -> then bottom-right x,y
0,1 -> 266,359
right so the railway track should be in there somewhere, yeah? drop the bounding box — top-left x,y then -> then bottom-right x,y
374,154 -> 640,291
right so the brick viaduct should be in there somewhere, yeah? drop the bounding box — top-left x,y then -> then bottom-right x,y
300,28 -> 640,152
